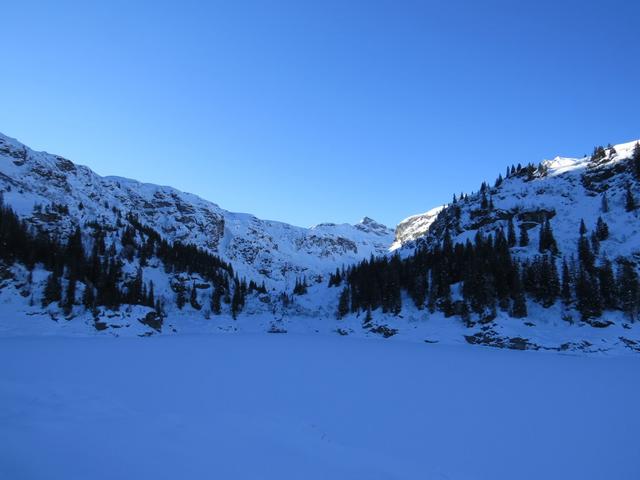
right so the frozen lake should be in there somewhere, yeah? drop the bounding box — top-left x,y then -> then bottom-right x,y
1,334 -> 638,479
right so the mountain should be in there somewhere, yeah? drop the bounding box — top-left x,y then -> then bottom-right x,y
394,140 -> 640,259
0,132 -> 393,290
1,131 -> 640,354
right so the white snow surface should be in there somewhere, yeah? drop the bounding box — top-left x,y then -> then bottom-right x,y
0,334 -> 638,480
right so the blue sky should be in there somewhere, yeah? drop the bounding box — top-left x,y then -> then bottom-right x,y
1,0 -> 638,228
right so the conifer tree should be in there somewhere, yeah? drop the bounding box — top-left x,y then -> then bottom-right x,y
337,287 -> 350,319
176,285 -> 186,310
63,277 -> 76,315
601,192 -> 609,213
595,217 -> 609,241
618,263 -> 639,320
625,184 -> 636,212
211,287 -> 222,315
42,272 -> 62,307
561,260 -> 572,306
538,219 -> 558,254
510,264 -> 527,318
507,218 -> 516,247
598,259 -> 617,310
82,282 -> 95,310
519,224 -> 529,247
633,142 -> 640,180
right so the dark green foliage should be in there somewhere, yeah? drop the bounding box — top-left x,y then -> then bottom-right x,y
595,217 -> 609,241
231,278 -> 245,319
519,224 -> 529,247
618,262 -> 639,320
189,282 -> 201,310
625,184 -> 636,212
507,218 -> 516,247
42,272 -> 62,307
575,267 -> 602,320
293,277 -> 308,295
538,219 -> 558,254
561,260 -> 572,306
633,142 -> 640,180
328,268 -> 342,287
337,287 -> 350,318
211,287 -> 222,315
601,192 -> 609,213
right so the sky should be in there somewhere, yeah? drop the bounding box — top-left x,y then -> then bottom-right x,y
0,0 -> 638,228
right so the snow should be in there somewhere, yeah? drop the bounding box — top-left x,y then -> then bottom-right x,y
0,334 -> 638,480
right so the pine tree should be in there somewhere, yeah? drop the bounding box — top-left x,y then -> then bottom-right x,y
337,287 -> 350,319
176,285 -> 186,310
231,281 -> 244,319
618,263 -> 639,320
507,218 -> 516,247
633,142 -> 640,180
62,277 -> 76,315
625,184 -> 636,212
210,288 -> 222,315
601,192 -> 609,213
598,259 -> 617,310
189,283 -> 201,310
561,260 -> 572,306
595,217 -> 609,241
510,264 -> 527,318
519,224 -> 529,247
538,219 -> 558,254
575,267 -> 602,320
82,282 -> 95,309
147,281 -> 155,307
42,272 -> 62,307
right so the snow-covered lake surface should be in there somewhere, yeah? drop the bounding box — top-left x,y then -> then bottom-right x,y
1,334 -> 638,480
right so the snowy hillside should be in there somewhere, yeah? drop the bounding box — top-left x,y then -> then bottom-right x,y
0,131 -> 392,289
395,140 -> 640,258
1,131 -> 640,355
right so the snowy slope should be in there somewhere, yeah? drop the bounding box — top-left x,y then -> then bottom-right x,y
394,140 -> 640,261
0,132 -> 393,289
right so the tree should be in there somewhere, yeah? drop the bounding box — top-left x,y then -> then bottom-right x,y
598,259 -> 617,310
595,217 -> 609,241
337,287 -> 350,319
519,224 -> 529,247
62,277 -> 76,315
618,262 -> 639,320
625,184 -> 636,212
176,285 -> 186,310
510,264 -> 527,318
538,219 -> 558,254
211,288 -> 222,315
293,277 -> 308,295
561,260 -> 572,306
507,218 -> 516,247
601,192 -> 609,213
633,142 -> 640,180
231,281 -> 244,319
42,272 -> 62,307
82,282 -> 95,310
575,267 -> 602,320
189,283 -> 201,310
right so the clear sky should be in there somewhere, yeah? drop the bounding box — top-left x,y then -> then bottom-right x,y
1,0 -> 638,228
